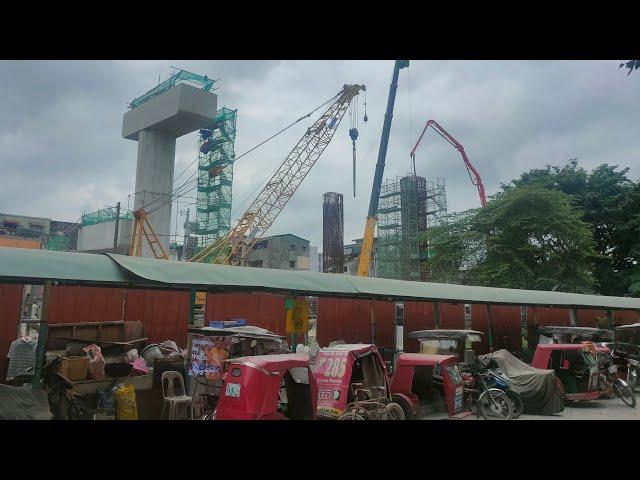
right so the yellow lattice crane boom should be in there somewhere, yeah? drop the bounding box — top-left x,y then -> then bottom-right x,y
189,83 -> 366,265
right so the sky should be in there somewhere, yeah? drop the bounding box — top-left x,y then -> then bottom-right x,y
0,60 -> 638,251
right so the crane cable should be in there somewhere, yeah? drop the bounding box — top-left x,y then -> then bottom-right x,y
138,90 -> 345,217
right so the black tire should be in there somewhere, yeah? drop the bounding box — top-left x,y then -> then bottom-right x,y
382,402 -> 406,420
614,381 -> 637,408
506,390 -> 524,419
477,389 -> 513,420
392,395 -> 415,420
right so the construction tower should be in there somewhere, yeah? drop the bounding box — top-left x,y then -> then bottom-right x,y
376,175 -> 447,281
196,108 -> 238,249
322,192 -> 345,273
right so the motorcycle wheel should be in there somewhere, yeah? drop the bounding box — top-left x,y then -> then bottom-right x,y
613,381 -> 637,408
506,390 -> 524,419
477,389 -> 513,420
382,402 -> 405,421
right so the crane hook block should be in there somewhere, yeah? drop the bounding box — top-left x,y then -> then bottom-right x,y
363,114 -> 368,123
349,127 -> 359,142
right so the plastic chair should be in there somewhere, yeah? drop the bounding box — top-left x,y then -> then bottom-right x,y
161,371 -> 194,420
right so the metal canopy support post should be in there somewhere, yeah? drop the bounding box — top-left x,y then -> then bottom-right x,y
607,309 -> 614,329
486,304 -> 494,351
370,299 -> 376,344
31,282 -> 51,391
570,308 -> 577,327
189,288 -> 196,326
394,301 -> 404,353
434,301 -> 441,329
113,202 -> 121,252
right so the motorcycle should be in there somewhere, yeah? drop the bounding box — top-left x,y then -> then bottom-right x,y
484,368 -> 524,419
599,351 -> 636,408
13,357 -> 92,420
460,362 -> 513,420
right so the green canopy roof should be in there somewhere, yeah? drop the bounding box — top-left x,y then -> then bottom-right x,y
106,254 -> 358,296
0,247 -> 129,285
0,247 -> 639,311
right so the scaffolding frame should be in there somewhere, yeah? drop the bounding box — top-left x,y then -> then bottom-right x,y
196,108 -> 237,249
376,175 -> 447,281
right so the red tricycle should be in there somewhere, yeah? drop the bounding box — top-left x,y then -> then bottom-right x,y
312,344 -> 405,420
531,344 -> 600,402
390,353 -> 470,419
214,354 -> 317,420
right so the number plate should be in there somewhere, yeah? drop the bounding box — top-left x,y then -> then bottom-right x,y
225,382 -> 241,398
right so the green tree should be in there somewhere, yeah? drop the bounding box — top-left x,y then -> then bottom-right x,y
503,160 -> 635,295
615,182 -> 640,294
426,186 -> 597,293
620,60 -> 640,75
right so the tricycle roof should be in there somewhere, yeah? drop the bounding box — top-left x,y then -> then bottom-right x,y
616,323 -> 640,331
188,325 -> 285,340
320,344 -> 378,355
227,354 -> 310,370
535,343 -> 593,352
407,329 -> 484,340
538,326 -> 613,338
397,353 -> 458,367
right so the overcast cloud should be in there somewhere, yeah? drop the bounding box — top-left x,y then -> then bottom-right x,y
0,60 -> 637,250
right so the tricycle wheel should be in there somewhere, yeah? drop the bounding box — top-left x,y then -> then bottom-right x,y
339,410 -> 366,421
391,395 -> 414,420
382,402 -> 405,421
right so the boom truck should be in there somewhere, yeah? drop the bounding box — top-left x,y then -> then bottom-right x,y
356,60 -> 409,277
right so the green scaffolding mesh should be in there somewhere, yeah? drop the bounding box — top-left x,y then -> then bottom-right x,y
46,235 -> 70,251
81,207 -> 133,226
196,108 -> 237,248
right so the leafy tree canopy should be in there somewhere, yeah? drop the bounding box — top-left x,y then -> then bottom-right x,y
426,185 -> 597,293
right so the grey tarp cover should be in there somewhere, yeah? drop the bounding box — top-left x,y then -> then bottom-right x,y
478,349 -> 564,415
0,384 -> 51,420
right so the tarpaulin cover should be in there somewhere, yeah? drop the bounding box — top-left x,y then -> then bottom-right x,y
0,384 -> 51,420
478,349 -> 564,415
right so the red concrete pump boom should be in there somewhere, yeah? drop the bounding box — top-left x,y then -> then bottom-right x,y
410,119 -> 487,207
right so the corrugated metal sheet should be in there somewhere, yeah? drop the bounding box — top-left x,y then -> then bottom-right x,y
0,284 -> 23,379
47,286 -> 190,348
205,293 -> 287,336
123,290 -> 190,348
316,298 -> 395,348
47,286 -> 125,324
2,248 -> 640,312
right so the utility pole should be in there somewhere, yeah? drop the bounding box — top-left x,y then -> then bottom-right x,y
181,209 -> 190,261
113,202 -> 121,253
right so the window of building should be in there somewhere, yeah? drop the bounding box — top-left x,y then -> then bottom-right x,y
290,244 -> 296,251
248,260 -> 264,268
289,261 -> 296,268
29,224 -> 44,232
3,221 -> 18,230
254,241 -> 267,249
344,266 -> 348,273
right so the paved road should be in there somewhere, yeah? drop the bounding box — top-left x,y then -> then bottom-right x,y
518,397 -> 640,420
